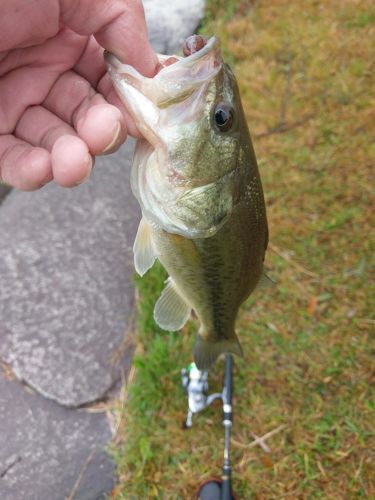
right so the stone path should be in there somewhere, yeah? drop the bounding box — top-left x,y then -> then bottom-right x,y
0,2 -> 205,499
0,143 -> 136,500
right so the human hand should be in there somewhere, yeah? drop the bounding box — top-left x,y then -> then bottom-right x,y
0,0 -> 157,190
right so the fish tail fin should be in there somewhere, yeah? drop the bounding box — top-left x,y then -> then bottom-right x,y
193,333 -> 243,371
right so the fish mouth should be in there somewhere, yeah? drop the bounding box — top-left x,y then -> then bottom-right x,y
104,37 -> 222,146
104,36 -> 221,106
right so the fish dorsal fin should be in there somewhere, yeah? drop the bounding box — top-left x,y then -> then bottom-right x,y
257,272 -> 276,289
154,278 -> 191,331
133,217 -> 157,276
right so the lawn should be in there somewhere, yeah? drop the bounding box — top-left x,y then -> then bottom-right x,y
111,0 -> 374,498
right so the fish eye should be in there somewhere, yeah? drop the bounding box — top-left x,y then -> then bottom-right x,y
213,103 -> 234,132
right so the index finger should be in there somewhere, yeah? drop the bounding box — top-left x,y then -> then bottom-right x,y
61,0 -> 158,77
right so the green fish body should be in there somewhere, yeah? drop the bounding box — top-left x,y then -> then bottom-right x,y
106,36 -> 268,369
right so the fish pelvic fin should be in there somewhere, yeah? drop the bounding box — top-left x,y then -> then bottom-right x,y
193,333 -> 243,371
154,277 -> 191,331
133,217 -> 157,276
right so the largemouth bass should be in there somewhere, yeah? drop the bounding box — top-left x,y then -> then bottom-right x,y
105,35 -> 269,370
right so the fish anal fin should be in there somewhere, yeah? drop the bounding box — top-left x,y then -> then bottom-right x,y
194,334 -> 243,371
257,271 -> 276,289
154,278 -> 191,332
133,217 -> 156,276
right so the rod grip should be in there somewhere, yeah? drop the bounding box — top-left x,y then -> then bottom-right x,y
221,465 -> 232,500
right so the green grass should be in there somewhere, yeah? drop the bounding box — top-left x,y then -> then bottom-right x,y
111,0 -> 375,497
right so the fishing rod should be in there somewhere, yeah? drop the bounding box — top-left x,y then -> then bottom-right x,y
181,354 -> 236,500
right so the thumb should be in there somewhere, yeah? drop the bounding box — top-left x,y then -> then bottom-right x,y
61,0 -> 158,77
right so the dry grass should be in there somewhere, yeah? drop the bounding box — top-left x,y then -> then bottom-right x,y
111,0 -> 375,498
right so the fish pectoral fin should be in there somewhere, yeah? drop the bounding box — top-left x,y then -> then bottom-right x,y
194,334 -> 243,371
133,217 -> 157,276
257,271 -> 276,289
154,278 -> 191,331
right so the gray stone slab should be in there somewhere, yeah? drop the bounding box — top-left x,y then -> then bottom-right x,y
0,370 -> 115,500
0,141 -> 139,407
144,0 -> 205,54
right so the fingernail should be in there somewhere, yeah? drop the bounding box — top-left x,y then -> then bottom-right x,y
101,122 -> 122,154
